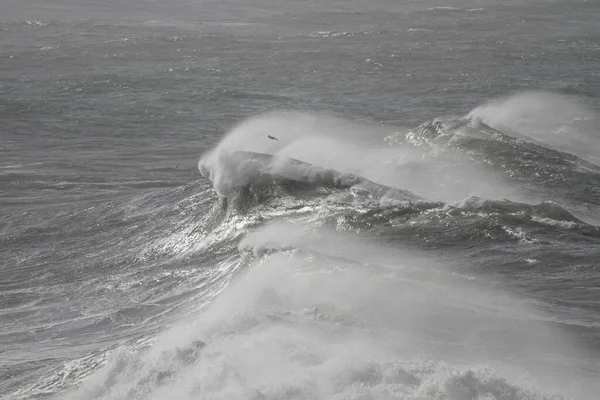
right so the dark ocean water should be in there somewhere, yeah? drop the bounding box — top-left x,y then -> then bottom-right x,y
1,0 -> 600,398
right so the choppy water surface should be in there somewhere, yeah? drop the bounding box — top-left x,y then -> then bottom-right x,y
1,0 -> 600,398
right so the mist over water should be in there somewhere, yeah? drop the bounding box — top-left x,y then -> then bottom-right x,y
62,221 -> 597,399
470,92 -> 600,164
1,0 -> 600,399
198,111 -> 516,202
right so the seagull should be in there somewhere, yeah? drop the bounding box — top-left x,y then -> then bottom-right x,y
267,135 -> 279,142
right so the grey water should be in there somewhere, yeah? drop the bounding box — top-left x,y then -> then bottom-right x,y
1,0 -> 600,398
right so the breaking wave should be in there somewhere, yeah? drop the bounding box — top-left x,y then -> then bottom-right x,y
43,92 -> 600,399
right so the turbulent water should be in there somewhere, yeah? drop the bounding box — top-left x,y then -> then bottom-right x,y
2,0 -> 600,399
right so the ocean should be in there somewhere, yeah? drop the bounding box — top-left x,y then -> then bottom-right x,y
1,0 -> 600,398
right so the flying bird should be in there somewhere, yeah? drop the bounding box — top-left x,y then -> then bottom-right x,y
267,135 -> 279,142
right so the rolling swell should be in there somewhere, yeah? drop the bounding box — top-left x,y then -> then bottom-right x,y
3,0 -> 600,395
49,106 -> 600,400
198,112 -> 600,245
199,150 -> 422,213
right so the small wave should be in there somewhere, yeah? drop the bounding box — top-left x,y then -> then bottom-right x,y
22,20 -> 51,27
501,225 -> 539,243
0,163 -> 24,169
428,6 -> 462,11
308,29 -> 400,38
38,45 -> 59,51
454,196 -> 584,224
0,20 -> 64,28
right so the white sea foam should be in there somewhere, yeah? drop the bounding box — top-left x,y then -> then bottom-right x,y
64,222 -> 595,399
198,111 -> 515,202
468,91 -> 600,164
